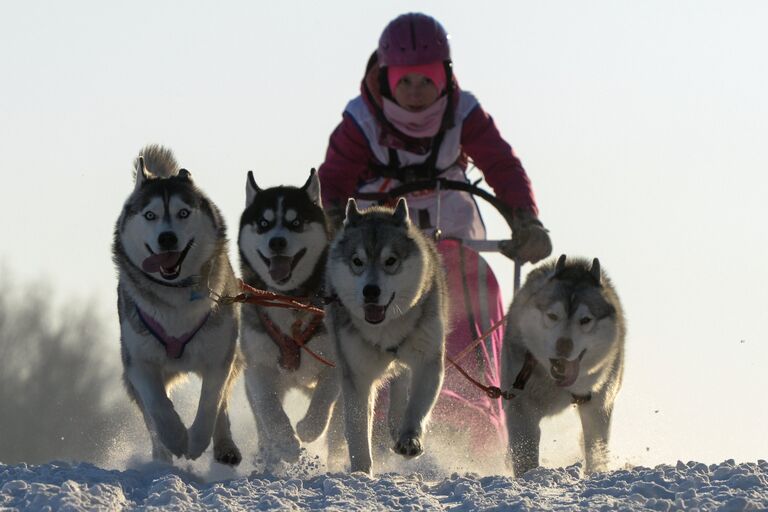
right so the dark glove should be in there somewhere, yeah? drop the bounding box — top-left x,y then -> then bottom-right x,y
500,210 -> 553,264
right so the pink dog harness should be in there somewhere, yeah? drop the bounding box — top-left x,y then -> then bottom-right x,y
136,306 -> 210,359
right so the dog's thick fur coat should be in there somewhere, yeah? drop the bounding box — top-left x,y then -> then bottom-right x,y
326,198 -> 448,474
113,145 -> 241,465
502,255 -> 625,476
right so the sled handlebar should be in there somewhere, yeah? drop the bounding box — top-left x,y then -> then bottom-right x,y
460,238 -> 510,254
354,178 -> 522,292
353,178 -> 517,231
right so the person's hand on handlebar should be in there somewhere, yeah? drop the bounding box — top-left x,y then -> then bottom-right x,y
500,210 -> 553,264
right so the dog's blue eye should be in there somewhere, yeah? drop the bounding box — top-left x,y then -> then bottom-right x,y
291,219 -> 301,228
144,211 -> 156,221
178,209 -> 190,219
259,219 -> 269,228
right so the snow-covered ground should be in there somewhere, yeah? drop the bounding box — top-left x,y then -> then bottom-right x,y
1,376 -> 767,511
1,458 -> 767,510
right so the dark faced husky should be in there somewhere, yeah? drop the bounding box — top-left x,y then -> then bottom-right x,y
502,255 -> 625,476
238,170 -> 342,467
326,198 -> 448,475
113,145 -> 241,465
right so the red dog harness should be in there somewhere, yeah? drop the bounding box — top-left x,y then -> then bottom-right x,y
256,309 -> 326,371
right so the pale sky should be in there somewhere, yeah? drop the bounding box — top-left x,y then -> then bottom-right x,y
1,1 -> 766,467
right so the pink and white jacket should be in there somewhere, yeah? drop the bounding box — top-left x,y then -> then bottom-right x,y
318,58 -> 538,240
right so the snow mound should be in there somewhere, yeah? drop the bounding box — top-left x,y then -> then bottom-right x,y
1,459 -> 767,510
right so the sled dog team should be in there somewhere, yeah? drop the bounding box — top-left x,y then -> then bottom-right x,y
113,145 -> 625,476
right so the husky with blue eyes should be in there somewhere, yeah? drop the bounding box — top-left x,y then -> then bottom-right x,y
325,198 -> 448,475
238,170 -> 343,469
113,145 -> 242,466
502,254 -> 625,476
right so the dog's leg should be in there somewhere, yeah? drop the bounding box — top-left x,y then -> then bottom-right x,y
126,377 -> 173,463
394,355 -> 443,459
579,397 -> 612,474
243,365 -> 301,463
212,367 -> 242,466
126,364 -> 187,458
387,371 -> 409,444
341,370 -> 376,474
296,367 -> 340,443
186,364 -> 230,460
325,401 -> 348,472
244,372 -> 277,467
505,399 -> 542,477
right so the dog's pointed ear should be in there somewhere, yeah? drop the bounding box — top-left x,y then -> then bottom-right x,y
590,258 -> 602,285
302,168 -> 322,206
551,254 -> 567,279
392,197 -> 409,225
245,170 -> 260,207
134,156 -> 149,192
178,168 -> 192,181
344,198 -> 362,225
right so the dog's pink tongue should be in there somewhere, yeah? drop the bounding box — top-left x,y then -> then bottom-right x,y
364,304 -> 387,324
142,252 -> 182,273
550,358 -> 580,387
268,256 -> 293,283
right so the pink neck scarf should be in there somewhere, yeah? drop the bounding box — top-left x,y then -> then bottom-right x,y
382,95 -> 447,138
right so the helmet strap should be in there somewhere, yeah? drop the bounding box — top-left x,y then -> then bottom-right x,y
439,60 -> 455,130
378,66 -> 393,99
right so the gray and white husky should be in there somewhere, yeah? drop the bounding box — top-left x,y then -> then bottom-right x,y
238,170 -> 341,466
326,198 -> 448,474
502,254 -> 625,476
113,145 -> 241,465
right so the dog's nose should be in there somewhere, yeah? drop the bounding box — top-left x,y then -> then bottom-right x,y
556,337 -> 573,358
158,231 -> 178,251
363,284 -> 381,303
269,237 -> 287,253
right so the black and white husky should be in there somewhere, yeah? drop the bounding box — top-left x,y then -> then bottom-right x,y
238,170 -> 340,466
325,198 -> 448,475
113,145 -> 241,465
502,255 -> 625,476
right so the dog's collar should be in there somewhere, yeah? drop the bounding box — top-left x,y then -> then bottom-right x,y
256,308 -> 323,371
144,273 -> 200,289
136,306 -> 210,359
520,350 -> 592,405
470,351 -> 591,405
513,351 -> 537,390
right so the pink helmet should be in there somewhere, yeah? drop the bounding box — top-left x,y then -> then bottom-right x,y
377,13 -> 451,67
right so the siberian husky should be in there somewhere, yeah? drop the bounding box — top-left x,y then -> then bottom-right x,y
238,170 -> 342,466
502,254 -> 625,476
113,145 -> 241,465
325,198 -> 448,474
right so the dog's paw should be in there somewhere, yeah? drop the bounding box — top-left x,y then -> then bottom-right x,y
155,410 -> 188,457
214,438 -> 242,466
274,432 -> 302,463
393,434 -> 423,459
296,416 -> 324,443
186,428 -> 212,460
151,444 -> 173,464
388,425 -> 400,444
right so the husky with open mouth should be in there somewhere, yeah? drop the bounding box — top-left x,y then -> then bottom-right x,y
238,170 -> 343,467
325,198 -> 448,475
113,145 -> 242,466
502,254 -> 625,476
